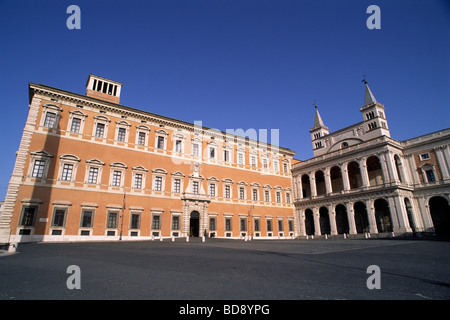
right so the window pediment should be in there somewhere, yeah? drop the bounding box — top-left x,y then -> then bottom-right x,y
59,154 -> 80,162
136,124 -> 151,131
86,158 -> 105,166
171,171 -> 186,177
30,150 -> 53,158
94,115 -> 111,122
110,162 -> 127,169
69,110 -> 88,117
132,165 -> 148,172
152,168 -> 167,174
155,129 -> 168,136
116,120 -> 131,127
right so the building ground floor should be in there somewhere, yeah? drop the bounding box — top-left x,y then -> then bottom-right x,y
294,185 -> 450,238
6,185 -> 296,243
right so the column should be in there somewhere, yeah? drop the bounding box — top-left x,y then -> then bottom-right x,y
406,154 -> 421,185
434,146 -> 450,181
310,174 -> 317,197
182,201 -> 190,237
385,152 -> 400,184
365,199 -> 378,234
378,152 -> 390,184
359,158 -> 370,188
297,177 -> 303,199
389,196 -> 412,233
410,197 -> 425,232
297,208 -> 306,237
330,206 -> 338,235
324,169 -> 332,194
346,202 -> 357,235
313,207 -> 321,236
340,163 -> 351,191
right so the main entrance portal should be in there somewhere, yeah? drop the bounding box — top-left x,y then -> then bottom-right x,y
190,211 -> 200,237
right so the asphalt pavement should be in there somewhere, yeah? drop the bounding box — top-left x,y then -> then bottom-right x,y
1,238 -> 449,301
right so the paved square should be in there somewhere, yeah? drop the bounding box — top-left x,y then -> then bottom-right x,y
1,238 -> 449,300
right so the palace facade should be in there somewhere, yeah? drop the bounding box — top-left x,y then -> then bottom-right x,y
292,84 -> 450,238
0,75 -> 297,243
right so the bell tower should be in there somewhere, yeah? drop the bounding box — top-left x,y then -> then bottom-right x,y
310,103 -> 329,157
360,81 -> 390,138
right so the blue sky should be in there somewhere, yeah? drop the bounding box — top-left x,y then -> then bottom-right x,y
0,0 -> 449,199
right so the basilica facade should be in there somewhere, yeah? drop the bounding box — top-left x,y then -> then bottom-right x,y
292,84 -> 450,238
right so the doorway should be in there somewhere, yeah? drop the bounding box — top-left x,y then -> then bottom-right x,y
190,211 -> 200,237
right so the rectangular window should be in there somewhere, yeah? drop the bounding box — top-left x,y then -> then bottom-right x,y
239,187 -> 245,200
43,112 -> 57,128
267,220 -> 273,232
88,167 -> 98,184
276,191 -> 281,203
95,123 -> 105,138
52,209 -> 66,227
254,219 -> 260,232
274,160 -> 279,172
112,170 -> 122,187
175,140 -> 182,153
152,215 -> 160,229
224,185 -> 231,198
130,213 -> 140,230
193,144 -> 199,156
286,193 -> 291,204
154,176 -> 162,191
70,118 -> 81,133
238,153 -> 244,165
289,220 -> 294,232
172,216 -> 180,230
265,190 -> 270,202
81,210 -> 93,228
252,189 -> 258,201
209,217 -> 216,231
107,211 -> 118,229
251,156 -> 256,167
240,218 -> 247,231
278,220 -> 284,232
192,181 -> 199,194
20,206 -> 37,226
61,164 -> 73,181
134,173 -> 143,189
157,136 -> 165,149
263,159 -> 268,170
117,127 -> 126,142
32,160 -> 46,178
173,179 -> 181,193
209,147 -> 215,159
283,163 -> 288,173
209,183 -> 216,197
420,153 -> 430,161
426,169 -> 436,182
224,150 -> 230,162
225,218 -> 232,231
138,132 -> 146,146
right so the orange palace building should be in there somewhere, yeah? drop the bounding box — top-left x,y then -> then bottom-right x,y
0,75 -> 298,243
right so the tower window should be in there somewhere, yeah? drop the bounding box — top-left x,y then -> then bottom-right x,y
92,78 -> 117,97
